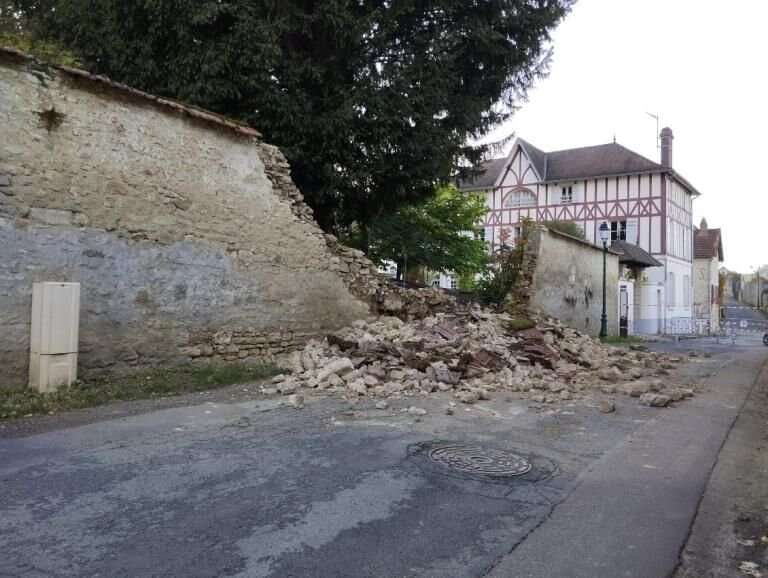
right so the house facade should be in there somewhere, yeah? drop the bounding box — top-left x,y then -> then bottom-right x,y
460,128 -> 700,335
693,219 -> 724,332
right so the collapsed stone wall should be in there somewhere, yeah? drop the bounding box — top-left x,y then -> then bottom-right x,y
0,48 -> 450,386
523,226 -> 620,336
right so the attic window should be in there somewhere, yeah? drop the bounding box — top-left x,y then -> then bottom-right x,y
561,186 -> 573,203
503,190 -> 535,208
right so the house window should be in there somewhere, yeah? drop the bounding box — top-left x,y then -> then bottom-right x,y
450,276 -> 458,290
513,226 -> 522,243
610,220 -> 627,241
503,190 -> 535,208
683,275 -> 691,307
561,186 -> 573,203
476,228 -> 486,243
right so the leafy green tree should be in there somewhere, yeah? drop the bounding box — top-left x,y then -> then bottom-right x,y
0,3 -> 79,65
362,186 -> 487,280
13,0 -> 573,234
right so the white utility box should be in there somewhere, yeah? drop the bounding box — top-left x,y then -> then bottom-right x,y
29,282 -> 80,392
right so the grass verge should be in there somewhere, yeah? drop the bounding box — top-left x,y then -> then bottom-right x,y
506,316 -> 536,332
0,362 -> 281,421
600,335 -> 646,346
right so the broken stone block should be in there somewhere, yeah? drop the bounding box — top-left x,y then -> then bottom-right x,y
347,380 -> 368,396
626,381 -> 650,397
456,390 -> 479,404
407,406 -> 427,416
317,358 -> 354,382
389,369 -> 406,381
628,367 -> 645,379
639,393 -> 671,408
327,333 -> 357,351
375,400 -> 389,410
366,364 -> 388,380
598,400 -> 616,413
647,379 -> 663,392
287,394 -> 304,409
598,366 -> 623,383
326,373 -> 344,388
278,381 -> 298,395
434,368 -> 461,385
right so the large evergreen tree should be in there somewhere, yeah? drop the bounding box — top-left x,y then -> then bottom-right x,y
12,0 -> 573,234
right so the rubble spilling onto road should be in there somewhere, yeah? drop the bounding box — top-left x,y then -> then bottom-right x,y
268,309 -> 691,409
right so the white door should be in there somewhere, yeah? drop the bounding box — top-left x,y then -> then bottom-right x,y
618,281 -> 635,336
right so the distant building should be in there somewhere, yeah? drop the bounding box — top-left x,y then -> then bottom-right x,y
459,128 -> 701,335
693,219 -> 724,332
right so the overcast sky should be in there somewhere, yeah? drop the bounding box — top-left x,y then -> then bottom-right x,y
485,0 -> 765,273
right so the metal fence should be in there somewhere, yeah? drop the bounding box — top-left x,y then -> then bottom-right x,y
663,316 -> 768,338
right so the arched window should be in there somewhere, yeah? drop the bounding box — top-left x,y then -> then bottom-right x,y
503,189 -> 535,208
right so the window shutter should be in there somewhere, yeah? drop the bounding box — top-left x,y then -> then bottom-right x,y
625,219 -> 639,244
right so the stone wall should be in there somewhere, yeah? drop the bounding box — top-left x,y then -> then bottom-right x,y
693,256 -> 720,331
524,226 -> 620,336
0,48 -> 455,387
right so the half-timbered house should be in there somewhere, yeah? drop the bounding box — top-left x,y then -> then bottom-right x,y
460,128 -> 700,335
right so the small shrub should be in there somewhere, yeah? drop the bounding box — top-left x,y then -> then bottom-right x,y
506,316 -> 536,332
543,220 -> 586,240
475,243 -> 525,305
0,32 -> 81,67
599,335 -> 646,346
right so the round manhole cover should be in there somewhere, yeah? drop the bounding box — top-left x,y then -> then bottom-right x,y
427,443 -> 532,477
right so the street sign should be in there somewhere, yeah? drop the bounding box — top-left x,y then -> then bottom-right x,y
740,319 -> 749,329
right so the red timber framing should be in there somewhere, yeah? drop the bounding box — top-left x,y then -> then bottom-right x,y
483,185 -> 663,227
474,143 -> 696,259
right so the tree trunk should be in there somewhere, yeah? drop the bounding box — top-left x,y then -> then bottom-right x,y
359,222 -> 370,254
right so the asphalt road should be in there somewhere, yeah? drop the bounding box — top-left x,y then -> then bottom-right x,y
723,296 -> 768,336
675,348 -> 768,577
1,340 -> 766,577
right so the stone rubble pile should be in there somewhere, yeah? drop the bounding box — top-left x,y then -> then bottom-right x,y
268,309 -> 691,409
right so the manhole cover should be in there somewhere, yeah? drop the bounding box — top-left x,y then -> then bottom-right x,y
427,443 -> 532,477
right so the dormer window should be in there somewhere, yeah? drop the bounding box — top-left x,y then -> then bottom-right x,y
561,185 -> 573,203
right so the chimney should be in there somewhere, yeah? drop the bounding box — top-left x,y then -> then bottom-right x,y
660,126 -> 674,168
